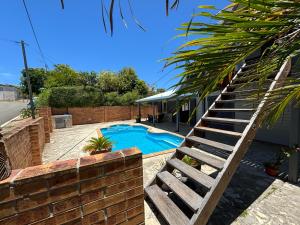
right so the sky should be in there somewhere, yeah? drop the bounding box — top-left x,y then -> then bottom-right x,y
0,0 -> 229,89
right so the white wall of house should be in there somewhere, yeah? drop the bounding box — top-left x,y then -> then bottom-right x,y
0,86 -> 20,101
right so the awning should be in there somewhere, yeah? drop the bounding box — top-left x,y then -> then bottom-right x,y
136,88 -> 177,103
136,87 -> 195,103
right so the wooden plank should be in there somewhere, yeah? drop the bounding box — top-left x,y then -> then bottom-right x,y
194,126 -> 242,137
202,117 -> 250,125
216,98 -> 258,104
210,108 -> 256,112
167,158 -> 215,190
157,171 -> 203,212
177,147 -> 225,169
145,184 -> 190,225
186,136 -> 234,152
229,79 -> 273,88
221,88 -> 267,96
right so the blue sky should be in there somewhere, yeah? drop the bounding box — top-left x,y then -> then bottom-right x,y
0,0 -> 229,88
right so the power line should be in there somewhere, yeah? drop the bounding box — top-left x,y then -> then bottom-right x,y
22,0 -> 49,70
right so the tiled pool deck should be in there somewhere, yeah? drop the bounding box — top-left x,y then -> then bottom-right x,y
43,120 -> 300,225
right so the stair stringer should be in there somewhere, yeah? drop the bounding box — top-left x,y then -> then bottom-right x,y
146,63 -> 247,188
190,57 -> 292,225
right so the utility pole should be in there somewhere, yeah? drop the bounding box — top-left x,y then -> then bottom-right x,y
20,40 -> 35,119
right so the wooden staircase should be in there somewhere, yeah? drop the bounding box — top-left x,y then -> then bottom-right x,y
144,58 -> 292,225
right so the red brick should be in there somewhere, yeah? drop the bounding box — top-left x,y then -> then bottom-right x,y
125,158 -> 142,170
53,207 -> 81,224
0,201 -> 16,219
82,210 -> 105,224
119,213 -> 144,225
127,195 -> 144,209
52,196 -> 81,214
80,176 -> 106,193
0,187 -> 15,204
0,215 -> 18,225
126,204 -> 144,219
16,191 -> 50,212
106,201 -> 127,217
103,160 -> 125,175
126,186 -> 144,200
105,177 -> 143,197
80,172 -> 124,193
107,212 -> 127,225
48,171 -> 78,189
50,184 -> 79,202
81,189 -> 104,204
17,205 -> 50,224
124,167 -> 143,180
82,192 -> 126,215
79,166 -> 102,181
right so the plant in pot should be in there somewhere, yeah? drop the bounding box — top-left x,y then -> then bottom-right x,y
135,115 -> 141,123
264,145 -> 299,177
83,137 -> 113,155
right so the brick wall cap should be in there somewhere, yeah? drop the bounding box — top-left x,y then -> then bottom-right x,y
14,159 -> 78,183
80,151 -> 123,168
121,148 -> 142,159
0,169 -> 21,187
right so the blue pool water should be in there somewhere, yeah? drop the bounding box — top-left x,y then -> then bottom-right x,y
101,124 -> 183,154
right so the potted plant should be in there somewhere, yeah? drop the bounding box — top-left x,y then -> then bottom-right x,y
135,115 -> 141,123
264,145 -> 299,177
83,137 -> 113,155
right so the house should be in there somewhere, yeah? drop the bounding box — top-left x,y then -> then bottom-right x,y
0,84 -> 21,101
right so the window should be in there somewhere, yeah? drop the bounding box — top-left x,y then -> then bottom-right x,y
182,102 -> 189,111
162,101 -> 167,113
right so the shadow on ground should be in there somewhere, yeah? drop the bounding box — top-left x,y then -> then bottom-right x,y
207,141 -> 295,225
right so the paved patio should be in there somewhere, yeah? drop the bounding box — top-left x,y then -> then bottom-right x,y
43,121 -> 300,225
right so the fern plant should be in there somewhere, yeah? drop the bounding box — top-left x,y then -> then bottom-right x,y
83,137 -> 113,155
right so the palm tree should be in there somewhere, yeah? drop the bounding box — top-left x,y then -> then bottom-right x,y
83,137 -> 113,155
166,0 -> 300,124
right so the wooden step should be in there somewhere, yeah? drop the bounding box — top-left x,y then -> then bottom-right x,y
202,117 -> 250,125
210,108 -> 256,112
167,158 -> 214,190
177,147 -> 225,170
145,184 -> 190,225
216,98 -> 258,104
229,79 -> 273,88
186,136 -> 234,152
157,171 -> 203,212
194,126 -> 242,137
222,89 -> 267,96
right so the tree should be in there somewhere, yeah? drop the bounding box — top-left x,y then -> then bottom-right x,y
45,64 -> 81,88
79,71 -> 98,86
20,68 -> 47,95
117,67 -> 138,94
98,71 -> 119,92
167,0 -> 300,124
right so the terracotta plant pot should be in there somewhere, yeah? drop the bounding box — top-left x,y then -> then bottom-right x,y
265,166 -> 279,177
90,149 -> 111,155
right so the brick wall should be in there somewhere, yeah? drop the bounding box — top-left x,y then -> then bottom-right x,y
0,148 -> 144,225
51,106 -> 154,125
2,117 -> 49,169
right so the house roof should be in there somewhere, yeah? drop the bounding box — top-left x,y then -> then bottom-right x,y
136,87 -> 194,103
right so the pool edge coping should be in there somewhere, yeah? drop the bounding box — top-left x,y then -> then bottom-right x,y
97,123 -> 180,159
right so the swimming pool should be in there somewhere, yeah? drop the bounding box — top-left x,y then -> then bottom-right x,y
100,124 -> 183,155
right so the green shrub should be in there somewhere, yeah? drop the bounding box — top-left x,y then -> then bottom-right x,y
37,86 -> 104,108
37,87 -> 142,108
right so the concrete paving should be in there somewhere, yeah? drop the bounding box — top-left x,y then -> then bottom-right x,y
0,101 -> 27,126
43,121 -> 300,225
